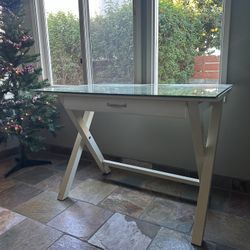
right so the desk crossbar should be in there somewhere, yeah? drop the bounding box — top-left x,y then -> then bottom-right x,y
103,159 -> 200,186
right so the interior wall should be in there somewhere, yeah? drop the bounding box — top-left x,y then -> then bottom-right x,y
215,0 -> 250,179
0,139 -> 18,152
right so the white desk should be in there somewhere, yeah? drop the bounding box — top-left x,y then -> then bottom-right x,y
38,83 -> 232,246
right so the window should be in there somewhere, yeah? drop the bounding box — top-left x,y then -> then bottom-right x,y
43,0 -> 84,85
89,0 -> 134,84
34,0 -> 230,86
37,0 -> 135,85
158,0 -> 227,84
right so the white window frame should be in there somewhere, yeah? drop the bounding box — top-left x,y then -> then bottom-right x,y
30,0 -> 53,83
31,0 -> 231,86
78,0 -> 93,84
133,0 -> 158,87
220,0 -> 232,84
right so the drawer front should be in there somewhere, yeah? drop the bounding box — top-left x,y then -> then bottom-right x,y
60,95 -> 187,118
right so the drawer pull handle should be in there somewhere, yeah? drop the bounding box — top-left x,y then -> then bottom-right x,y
107,103 -> 127,108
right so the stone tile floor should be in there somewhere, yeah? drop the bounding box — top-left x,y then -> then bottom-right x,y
0,153 -> 250,249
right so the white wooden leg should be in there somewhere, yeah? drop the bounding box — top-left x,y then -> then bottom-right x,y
57,111 -> 94,200
188,103 -> 205,178
65,109 -> 110,174
191,101 -> 223,246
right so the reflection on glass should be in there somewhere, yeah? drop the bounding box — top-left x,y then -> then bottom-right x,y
44,0 -> 84,85
89,0 -> 134,84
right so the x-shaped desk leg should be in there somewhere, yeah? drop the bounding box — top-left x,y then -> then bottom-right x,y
188,101 -> 223,246
58,109 -> 110,201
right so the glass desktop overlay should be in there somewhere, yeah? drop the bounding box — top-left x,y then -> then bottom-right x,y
37,84 -> 232,99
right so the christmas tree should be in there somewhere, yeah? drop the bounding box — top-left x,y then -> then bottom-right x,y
0,0 -> 61,177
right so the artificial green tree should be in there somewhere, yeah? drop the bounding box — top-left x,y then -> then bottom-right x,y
0,0 -> 61,177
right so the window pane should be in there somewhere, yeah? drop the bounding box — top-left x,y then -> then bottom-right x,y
89,0 -> 134,84
158,0 -> 223,84
44,0 -> 84,85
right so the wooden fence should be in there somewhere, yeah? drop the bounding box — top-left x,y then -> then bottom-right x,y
192,55 -> 220,80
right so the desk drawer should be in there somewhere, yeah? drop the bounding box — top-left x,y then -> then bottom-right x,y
60,95 -> 187,118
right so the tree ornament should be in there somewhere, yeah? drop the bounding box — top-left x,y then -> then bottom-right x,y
15,67 -> 23,75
